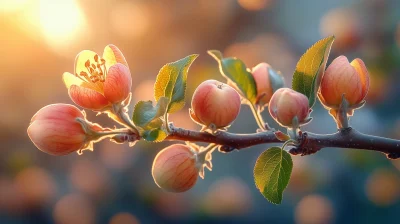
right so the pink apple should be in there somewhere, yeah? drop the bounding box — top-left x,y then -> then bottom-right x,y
269,88 -> 311,127
190,80 -> 241,129
251,63 -> 274,106
152,144 -> 198,192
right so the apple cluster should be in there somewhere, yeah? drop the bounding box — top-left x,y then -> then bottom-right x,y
27,42 -> 371,195
152,55 -> 370,192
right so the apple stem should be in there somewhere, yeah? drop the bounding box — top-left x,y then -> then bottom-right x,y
249,103 -> 269,131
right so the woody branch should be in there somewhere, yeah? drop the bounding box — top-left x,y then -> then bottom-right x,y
165,124 -> 400,159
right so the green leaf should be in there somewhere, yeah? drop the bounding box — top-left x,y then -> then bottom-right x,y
154,54 -> 198,113
254,147 -> 293,204
292,36 -> 335,107
132,97 -> 169,128
142,128 -> 168,142
208,50 -> 257,104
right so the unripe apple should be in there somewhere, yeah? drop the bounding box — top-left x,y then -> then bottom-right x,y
251,63 -> 284,107
152,144 -> 198,193
268,88 -> 311,127
318,55 -> 369,109
190,80 -> 241,129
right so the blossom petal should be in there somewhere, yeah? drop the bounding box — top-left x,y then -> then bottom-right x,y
31,103 -> 83,123
320,55 -> 362,106
103,44 -> 129,70
69,85 -> 110,110
63,72 -> 85,89
28,120 -> 85,155
74,50 -> 99,75
104,63 -> 132,104
351,58 -> 370,100
63,72 -> 105,95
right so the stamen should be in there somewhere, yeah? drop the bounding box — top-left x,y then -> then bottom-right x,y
79,71 -> 88,77
79,55 -> 107,84
79,71 -> 92,83
99,72 -> 105,82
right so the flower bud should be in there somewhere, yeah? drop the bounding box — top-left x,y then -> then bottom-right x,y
251,63 -> 284,107
268,88 -> 311,127
318,55 -> 369,109
27,104 -> 102,156
190,80 -> 241,129
152,144 -> 198,192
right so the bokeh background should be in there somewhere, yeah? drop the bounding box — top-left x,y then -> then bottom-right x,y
1,0 -> 400,223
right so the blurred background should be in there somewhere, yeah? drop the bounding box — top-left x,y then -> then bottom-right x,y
1,0 -> 400,223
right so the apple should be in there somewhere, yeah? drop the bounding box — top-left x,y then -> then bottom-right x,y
152,144 -> 198,192
190,80 -> 241,129
268,88 -> 311,127
252,62 -> 286,108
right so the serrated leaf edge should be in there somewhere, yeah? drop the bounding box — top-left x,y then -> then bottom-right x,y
254,147 -> 293,204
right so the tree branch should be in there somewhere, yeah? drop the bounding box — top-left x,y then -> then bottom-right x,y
166,125 -> 400,159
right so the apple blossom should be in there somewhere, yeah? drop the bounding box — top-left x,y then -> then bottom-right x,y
152,144 -> 198,192
190,80 -> 241,130
63,44 -> 132,111
268,88 -> 311,128
318,55 -> 369,109
251,62 -> 284,107
27,104 -> 107,156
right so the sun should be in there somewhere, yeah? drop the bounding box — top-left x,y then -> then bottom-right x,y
39,0 -> 85,48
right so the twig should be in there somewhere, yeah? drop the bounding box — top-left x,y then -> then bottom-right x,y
166,125 -> 400,159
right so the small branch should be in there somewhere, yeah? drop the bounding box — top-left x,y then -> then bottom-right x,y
289,128 -> 400,159
167,125 -> 279,150
166,125 -> 400,159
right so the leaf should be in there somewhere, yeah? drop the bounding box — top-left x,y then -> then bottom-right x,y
292,36 -> 335,107
274,131 -> 290,141
268,67 -> 285,93
254,147 -> 293,204
208,50 -> 257,104
132,97 -> 169,128
154,54 -> 198,113
143,128 -> 168,142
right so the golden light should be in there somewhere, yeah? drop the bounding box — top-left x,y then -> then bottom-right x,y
38,0 -> 87,51
365,169 -> 400,206
295,194 -> 334,224
110,1 -> 150,39
237,0 -> 272,11
53,193 -> 96,224
0,0 -> 29,12
202,177 -> 252,217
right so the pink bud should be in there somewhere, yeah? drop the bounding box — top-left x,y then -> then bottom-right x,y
28,104 -> 93,156
268,88 -> 310,127
319,55 -> 369,108
251,63 -> 284,107
152,144 -> 198,193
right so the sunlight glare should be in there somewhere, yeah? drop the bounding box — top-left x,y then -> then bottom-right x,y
0,0 -> 29,13
39,0 -> 87,50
